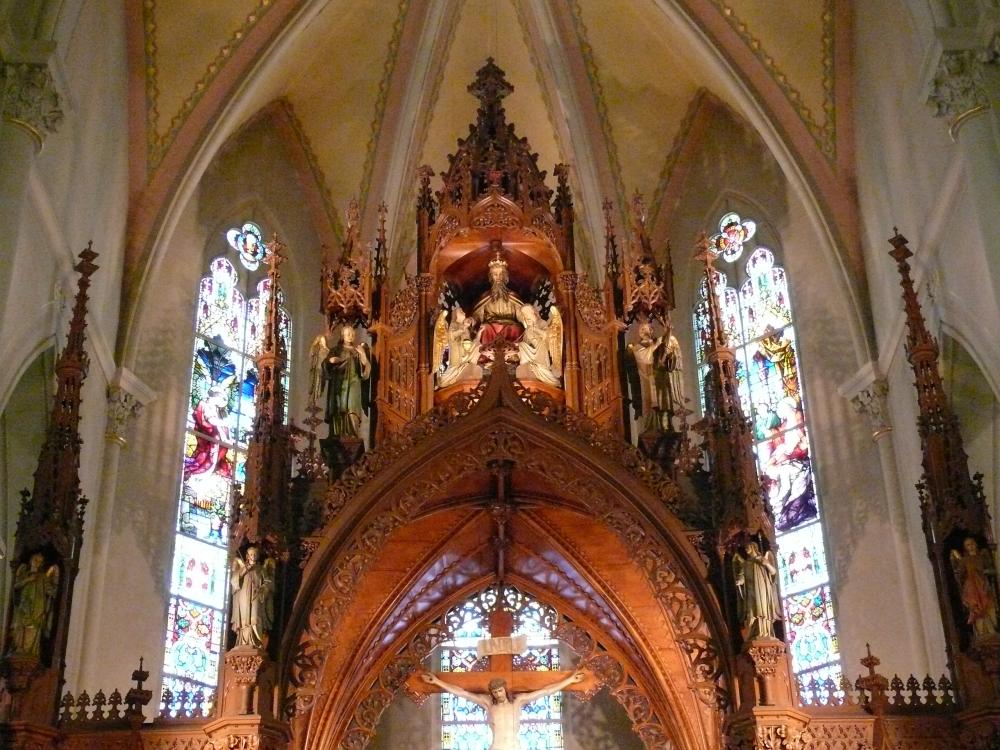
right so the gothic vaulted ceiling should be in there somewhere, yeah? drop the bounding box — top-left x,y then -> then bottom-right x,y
128,0 -> 852,351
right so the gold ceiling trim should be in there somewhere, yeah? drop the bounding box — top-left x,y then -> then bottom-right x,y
357,0 -> 412,217
710,0 -> 837,159
280,99 -> 345,243
143,0 -> 278,170
565,0 -> 630,229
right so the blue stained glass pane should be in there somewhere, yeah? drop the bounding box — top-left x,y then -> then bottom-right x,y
163,596 -> 222,685
691,216 -> 839,680
784,585 -> 839,670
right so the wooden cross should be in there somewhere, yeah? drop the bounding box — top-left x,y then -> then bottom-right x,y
405,461 -> 598,698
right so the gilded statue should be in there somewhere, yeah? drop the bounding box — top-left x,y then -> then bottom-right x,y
951,537 -> 1000,641
230,546 -> 275,648
732,541 -> 780,640
433,306 -> 481,388
626,319 -> 684,432
8,552 -> 59,657
309,325 -> 372,438
421,671 -> 584,750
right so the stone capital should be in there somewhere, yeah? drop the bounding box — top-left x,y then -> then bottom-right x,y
104,368 -> 156,447
924,19 -> 1000,135
0,59 -> 63,149
850,378 -> 892,441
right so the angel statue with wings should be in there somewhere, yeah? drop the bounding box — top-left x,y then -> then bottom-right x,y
308,324 -> 372,438
9,552 -> 59,657
433,306 -> 482,388
515,304 -> 562,386
230,546 -> 275,648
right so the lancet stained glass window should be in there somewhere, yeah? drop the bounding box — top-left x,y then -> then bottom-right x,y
693,213 -> 841,683
161,223 -> 290,711
438,588 -> 564,750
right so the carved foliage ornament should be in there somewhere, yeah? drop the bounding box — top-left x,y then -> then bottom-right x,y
927,37 -> 999,120
388,276 -> 418,332
1,62 -> 64,145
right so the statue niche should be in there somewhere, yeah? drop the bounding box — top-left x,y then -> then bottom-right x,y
432,242 -> 563,392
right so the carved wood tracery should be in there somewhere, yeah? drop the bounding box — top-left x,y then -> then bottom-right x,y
280,367 -> 731,750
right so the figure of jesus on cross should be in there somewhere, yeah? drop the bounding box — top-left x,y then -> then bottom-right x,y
407,606 -> 595,750
421,669 -> 583,750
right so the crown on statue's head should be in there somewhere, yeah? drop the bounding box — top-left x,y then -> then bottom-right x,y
488,251 -> 508,272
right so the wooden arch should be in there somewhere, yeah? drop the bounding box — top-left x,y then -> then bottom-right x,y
280,366 -> 734,750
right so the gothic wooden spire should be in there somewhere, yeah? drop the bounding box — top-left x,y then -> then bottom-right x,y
18,243 -> 98,561
889,230 -> 994,697
4,244 -> 98,723
235,236 -> 292,555
694,234 -> 771,547
888,230 -> 986,536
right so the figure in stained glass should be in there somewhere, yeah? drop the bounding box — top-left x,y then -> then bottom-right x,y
950,537 -> 1000,641
758,326 -> 799,397
760,398 -> 817,532
184,377 -> 236,480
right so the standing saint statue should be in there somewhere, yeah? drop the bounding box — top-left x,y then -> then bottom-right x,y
732,541 -> 780,640
8,552 -> 59,657
309,325 -> 371,437
421,671 -> 584,750
626,320 -> 684,432
230,546 -> 275,648
951,537 -> 1000,641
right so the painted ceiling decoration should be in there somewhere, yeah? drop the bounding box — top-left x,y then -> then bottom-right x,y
125,0 -> 855,362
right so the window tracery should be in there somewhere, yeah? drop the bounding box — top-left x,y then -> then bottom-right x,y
160,222 -> 291,711
694,213 -> 840,683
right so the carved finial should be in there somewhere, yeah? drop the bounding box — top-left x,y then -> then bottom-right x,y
468,58 -> 514,107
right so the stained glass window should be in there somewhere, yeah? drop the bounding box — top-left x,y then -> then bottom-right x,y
161,223 -> 290,712
438,589 -> 564,750
693,216 -> 840,684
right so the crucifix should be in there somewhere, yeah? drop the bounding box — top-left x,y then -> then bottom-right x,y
404,460 -> 596,750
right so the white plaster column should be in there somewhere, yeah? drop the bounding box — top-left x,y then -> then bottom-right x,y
0,42 -> 64,311
66,367 -> 156,690
842,371 -> 935,674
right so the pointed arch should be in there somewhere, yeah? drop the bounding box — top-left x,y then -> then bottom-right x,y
280,370 -> 734,750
